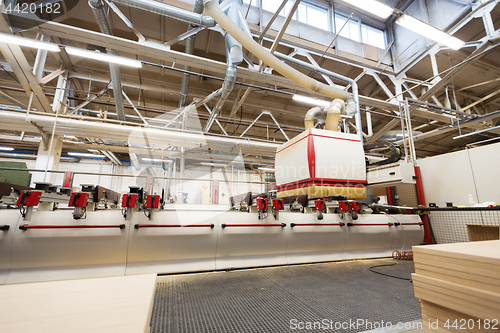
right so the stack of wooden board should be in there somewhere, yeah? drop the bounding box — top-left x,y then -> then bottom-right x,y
412,240 -> 500,332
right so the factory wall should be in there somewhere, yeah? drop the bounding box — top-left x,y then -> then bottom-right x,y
418,142 -> 500,207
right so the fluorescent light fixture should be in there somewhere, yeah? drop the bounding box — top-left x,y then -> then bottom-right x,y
142,157 -> 173,163
0,146 -> 14,151
258,166 -> 275,172
347,0 -> 394,19
200,162 -> 227,167
396,14 -> 465,50
0,33 -> 61,52
292,95 -> 330,107
65,47 -> 142,68
68,152 -> 105,158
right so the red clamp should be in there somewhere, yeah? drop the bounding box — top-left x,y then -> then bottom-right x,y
146,194 -> 160,209
256,197 -> 268,211
314,199 -> 327,212
272,198 -> 284,211
16,190 -> 42,207
348,201 -> 361,212
68,192 -> 89,208
122,193 -> 138,208
338,201 -> 350,212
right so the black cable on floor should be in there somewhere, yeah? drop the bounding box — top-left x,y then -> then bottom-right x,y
369,261 -> 412,281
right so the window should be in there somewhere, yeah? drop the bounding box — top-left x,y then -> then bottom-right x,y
335,13 -> 386,48
362,25 -> 386,49
335,14 -> 360,42
262,1 -> 329,31
298,3 -> 328,30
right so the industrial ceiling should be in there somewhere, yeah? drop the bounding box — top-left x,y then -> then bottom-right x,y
0,0 -> 499,166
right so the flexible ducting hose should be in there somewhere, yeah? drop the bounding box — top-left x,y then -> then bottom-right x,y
203,0 -> 352,103
304,106 -> 322,130
304,99 -> 344,131
325,99 -> 344,132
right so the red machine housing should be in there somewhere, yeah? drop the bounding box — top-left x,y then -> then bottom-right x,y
146,194 -> 160,209
68,192 -> 89,207
256,198 -> 268,211
272,198 -> 284,211
314,199 -> 326,212
122,193 -> 138,208
16,190 -> 42,207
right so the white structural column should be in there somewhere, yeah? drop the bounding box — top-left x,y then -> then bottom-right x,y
31,135 -> 64,185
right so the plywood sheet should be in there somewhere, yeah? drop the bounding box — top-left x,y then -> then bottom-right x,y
412,274 -> 500,320
0,274 -> 157,333
414,266 -> 500,294
413,240 -> 500,264
420,300 -> 485,333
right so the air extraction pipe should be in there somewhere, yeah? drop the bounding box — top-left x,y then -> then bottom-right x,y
88,0 -> 126,121
304,99 -> 344,132
204,0 -> 247,132
109,0 -> 232,27
203,0 -> 362,142
274,52 -> 362,142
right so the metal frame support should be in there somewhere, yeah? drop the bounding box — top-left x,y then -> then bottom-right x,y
70,85 -> 110,114
164,26 -> 206,47
104,0 -> 146,42
239,111 -> 289,140
203,104 -> 228,135
122,90 -> 149,125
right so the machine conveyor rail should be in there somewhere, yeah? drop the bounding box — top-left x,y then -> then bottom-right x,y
134,224 -> 214,229
19,224 -> 126,230
221,223 -> 286,228
290,223 -> 344,227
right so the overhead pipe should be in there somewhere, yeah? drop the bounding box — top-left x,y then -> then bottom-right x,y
88,0 -> 126,121
203,0 -> 363,142
0,110 -> 281,152
204,0 -> 246,132
108,0 -> 232,27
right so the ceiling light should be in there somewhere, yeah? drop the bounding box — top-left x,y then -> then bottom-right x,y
67,152 -> 105,158
396,14 -> 465,50
142,157 -> 173,163
0,33 -> 61,52
258,166 -> 275,172
347,0 -> 394,19
65,47 -> 142,68
200,162 -> 227,167
292,95 -> 330,107
0,146 -> 14,151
